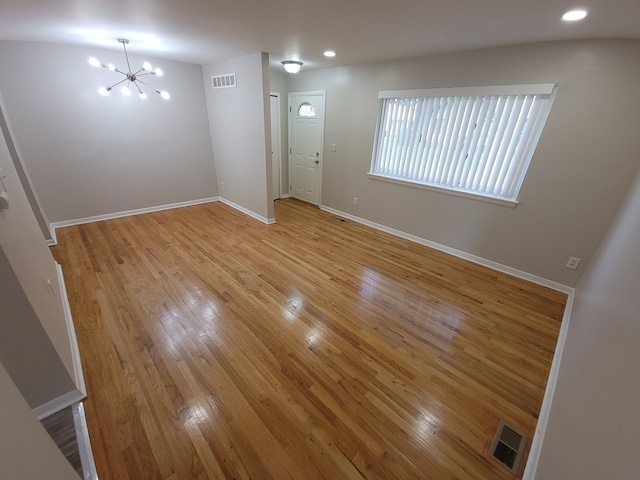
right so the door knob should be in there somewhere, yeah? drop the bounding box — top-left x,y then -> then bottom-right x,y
314,159 -> 319,164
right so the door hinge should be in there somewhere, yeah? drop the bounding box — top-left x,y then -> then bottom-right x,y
289,106 -> 292,113
290,147 -> 292,154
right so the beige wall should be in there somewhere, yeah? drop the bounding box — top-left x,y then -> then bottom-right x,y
0,41 -> 217,223
535,165 -> 640,478
288,39 -> 640,286
0,362 -> 79,479
0,99 -> 78,406
203,52 -> 273,221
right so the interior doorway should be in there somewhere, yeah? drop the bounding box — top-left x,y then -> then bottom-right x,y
270,93 -> 282,200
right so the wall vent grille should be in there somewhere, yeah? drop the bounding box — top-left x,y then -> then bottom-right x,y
212,73 -> 237,89
490,421 -> 526,472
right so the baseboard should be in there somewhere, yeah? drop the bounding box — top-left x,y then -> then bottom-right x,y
57,263 -> 86,397
33,388 -> 86,420
73,402 -> 98,480
522,289 -> 574,480
48,197 -> 221,244
319,203 -> 574,479
319,205 -> 573,295
218,198 -> 276,224
280,193 -> 291,199
34,263 -> 88,420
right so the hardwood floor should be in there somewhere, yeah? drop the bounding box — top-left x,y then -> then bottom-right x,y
51,198 -> 566,479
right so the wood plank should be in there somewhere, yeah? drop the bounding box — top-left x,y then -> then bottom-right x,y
51,198 -> 566,479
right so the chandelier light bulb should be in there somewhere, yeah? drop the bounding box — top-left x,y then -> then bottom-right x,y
143,62 -> 152,71
98,87 -> 109,96
107,64 -> 116,71
160,91 -> 170,100
139,92 -> 147,100
121,86 -> 131,96
89,57 -> 101,67
154,68 -> 163,77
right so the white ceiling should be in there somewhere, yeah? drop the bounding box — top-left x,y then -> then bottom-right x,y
0,0 -> 639,70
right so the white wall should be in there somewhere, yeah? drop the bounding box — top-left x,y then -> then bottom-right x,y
535,165 -> 640,478
288,39 -> 640,286
0,41 -> 217,223
0,362 -> 79,479
0,98 -> 79,407
203,52 -> 273,222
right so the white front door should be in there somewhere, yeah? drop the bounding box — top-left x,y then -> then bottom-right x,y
289,91 -> 325,206
270,93 -> 281,200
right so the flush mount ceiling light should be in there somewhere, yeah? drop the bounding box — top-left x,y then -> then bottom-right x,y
282,60 -> 303,73
323,50 -> 336,57
562,9 -> 588,21
89,38 -> 170,99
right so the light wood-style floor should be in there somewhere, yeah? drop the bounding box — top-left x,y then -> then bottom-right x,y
51,198 -> 566,480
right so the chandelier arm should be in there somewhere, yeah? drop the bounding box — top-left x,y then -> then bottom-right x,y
121,40 -> 132,73
132,82 -> 144,94
136,72 -> 157,77
112,68 -> 129,76
106,77 -> 130,90
135,78 -> 157,93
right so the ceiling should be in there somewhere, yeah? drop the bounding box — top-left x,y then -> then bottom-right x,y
0,0 -> 639,70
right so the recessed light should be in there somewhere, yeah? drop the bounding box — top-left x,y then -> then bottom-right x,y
324,50 -> 336,57
562,9 -> 588,21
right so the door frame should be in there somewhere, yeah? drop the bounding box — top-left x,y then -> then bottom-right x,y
270,92 -> 282,200
288,90 -> 326,206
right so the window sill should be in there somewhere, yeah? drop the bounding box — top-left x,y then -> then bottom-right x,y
367,173 -> 519,208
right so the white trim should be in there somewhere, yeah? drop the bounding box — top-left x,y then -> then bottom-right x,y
33,388 -> 85,420
48,197 -> 220,244
57,262 -> 86,397
218,198 -> 276,224
522,290 -> 575,480
367,173 -> 519,207
280,193 -> 291,199
379,83 -> 556,99
319,204 -> 573,295
73,402 -> 98,480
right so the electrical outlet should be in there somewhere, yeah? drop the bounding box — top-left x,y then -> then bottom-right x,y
566,257 -> 581,270
353,197 -> 358,205
330,144 -> 336,152
220,182 -> 225,190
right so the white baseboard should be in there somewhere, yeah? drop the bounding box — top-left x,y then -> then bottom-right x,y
73,402 -> 98,480
319,203 -> 575,478
319,205 -> 573,295
33,388 -> 86,420
48,197 -> 220,245
33,263 -> 88,420
280,193 -> 291,199
57,262 -> 86,398
522,289 -> 574,480
218,197 -> 276,224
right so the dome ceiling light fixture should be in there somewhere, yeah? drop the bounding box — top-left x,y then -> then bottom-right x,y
282,60 -> 303,73
89,38 -> 170,99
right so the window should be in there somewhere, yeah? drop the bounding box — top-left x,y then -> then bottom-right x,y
369,84 -> 557,204
297,102 -> 316,117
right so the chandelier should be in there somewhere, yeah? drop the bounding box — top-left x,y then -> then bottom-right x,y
89,38 -> 170,100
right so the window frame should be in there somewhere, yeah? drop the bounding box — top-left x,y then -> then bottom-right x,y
368,84 -> 557,206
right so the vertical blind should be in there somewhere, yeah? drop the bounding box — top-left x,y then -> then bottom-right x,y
371,84 -> 556,201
